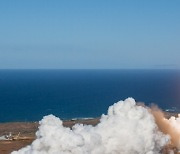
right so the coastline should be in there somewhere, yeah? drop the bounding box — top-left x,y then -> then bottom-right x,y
0,112 -> 178,154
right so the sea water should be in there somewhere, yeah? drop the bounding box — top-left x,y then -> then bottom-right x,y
0,69 -> 179,122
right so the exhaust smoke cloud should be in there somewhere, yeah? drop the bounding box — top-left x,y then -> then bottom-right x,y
150,106 -> 180,149
12,98 -> 180,154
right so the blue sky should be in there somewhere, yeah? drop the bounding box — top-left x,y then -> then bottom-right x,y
0,0 -> 180,69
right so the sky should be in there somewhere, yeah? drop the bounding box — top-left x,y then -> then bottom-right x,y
0,0 -> 180,69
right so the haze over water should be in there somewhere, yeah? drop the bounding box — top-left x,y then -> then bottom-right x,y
0,69 -> 179,122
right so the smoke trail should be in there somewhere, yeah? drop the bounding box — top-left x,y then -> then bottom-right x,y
12,98 -> 169,154
150,106 -> 180,149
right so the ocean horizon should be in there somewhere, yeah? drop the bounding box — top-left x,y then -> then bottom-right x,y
0,69 -> 180,122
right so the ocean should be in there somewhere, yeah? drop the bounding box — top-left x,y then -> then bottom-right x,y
0,69 -> 179,122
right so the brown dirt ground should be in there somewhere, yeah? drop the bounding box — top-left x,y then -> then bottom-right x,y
0,118 -> 99,154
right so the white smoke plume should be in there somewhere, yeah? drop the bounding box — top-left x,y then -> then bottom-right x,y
12,98 -> 170,154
